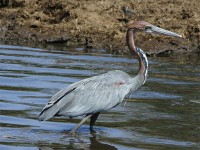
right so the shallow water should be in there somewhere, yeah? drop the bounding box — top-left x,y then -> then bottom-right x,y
0,45 -> 199,150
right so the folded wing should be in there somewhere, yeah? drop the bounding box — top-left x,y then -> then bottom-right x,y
39,70 -> 132,121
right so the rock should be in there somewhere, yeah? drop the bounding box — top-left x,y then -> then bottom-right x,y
45,35 -> 70,43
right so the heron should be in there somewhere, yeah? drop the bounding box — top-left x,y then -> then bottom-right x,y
39,21 -> 182,134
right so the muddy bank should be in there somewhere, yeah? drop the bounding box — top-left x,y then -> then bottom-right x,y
0,0 -> 199,55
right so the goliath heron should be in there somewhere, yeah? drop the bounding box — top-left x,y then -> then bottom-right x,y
39,21 -> 182,134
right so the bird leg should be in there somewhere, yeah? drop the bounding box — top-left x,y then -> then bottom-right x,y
69,114 -> 92,134
90,112 -> 100,131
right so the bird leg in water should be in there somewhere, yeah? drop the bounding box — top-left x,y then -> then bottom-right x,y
69,114 -> 92,134
90,112 -> 100,131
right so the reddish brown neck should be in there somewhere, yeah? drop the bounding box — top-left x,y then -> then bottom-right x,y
126,29 -> 147,76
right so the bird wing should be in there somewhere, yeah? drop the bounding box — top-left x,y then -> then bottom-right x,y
38,70 -> 132,121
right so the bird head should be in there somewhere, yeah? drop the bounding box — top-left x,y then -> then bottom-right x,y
126,21 -> 182,38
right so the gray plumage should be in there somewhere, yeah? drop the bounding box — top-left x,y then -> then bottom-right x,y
39,69 -> 145,121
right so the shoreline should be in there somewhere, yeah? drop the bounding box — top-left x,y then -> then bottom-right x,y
0,0 -> 199,55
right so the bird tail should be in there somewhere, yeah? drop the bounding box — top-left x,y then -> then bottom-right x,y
38,103 -> 59,121
38,87 -> 76,121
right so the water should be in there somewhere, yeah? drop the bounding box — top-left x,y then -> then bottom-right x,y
0,45 -> 199,150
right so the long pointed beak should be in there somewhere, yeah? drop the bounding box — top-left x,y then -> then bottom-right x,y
151,25 -> 182,38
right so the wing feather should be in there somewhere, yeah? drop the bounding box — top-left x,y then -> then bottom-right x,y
39,70 -> 132,121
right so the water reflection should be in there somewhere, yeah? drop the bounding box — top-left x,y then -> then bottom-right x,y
89,133 -> 118,150
0,45 -> 199,150
38,133 -> 118,150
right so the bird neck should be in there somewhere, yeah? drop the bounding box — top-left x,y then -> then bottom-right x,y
126,29 -> 148,85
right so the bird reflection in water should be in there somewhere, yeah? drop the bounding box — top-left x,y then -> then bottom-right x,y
89,131 -> 117,150
38,131 -> 118,150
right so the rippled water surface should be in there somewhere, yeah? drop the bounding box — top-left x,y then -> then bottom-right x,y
0,45 -> 199,150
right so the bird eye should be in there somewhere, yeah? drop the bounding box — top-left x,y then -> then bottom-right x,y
145,26 -> 152,30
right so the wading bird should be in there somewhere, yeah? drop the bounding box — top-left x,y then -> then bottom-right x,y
39,21 -> 182,134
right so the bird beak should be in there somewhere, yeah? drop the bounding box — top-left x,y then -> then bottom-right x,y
149,25 -> 182,38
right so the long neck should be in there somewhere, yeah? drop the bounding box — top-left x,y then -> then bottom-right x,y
126,29 -> 148,85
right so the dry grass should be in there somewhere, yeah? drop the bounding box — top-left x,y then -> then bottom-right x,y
0,0 -> 199,54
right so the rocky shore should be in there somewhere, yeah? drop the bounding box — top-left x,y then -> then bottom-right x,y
0,0 -> 199,55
